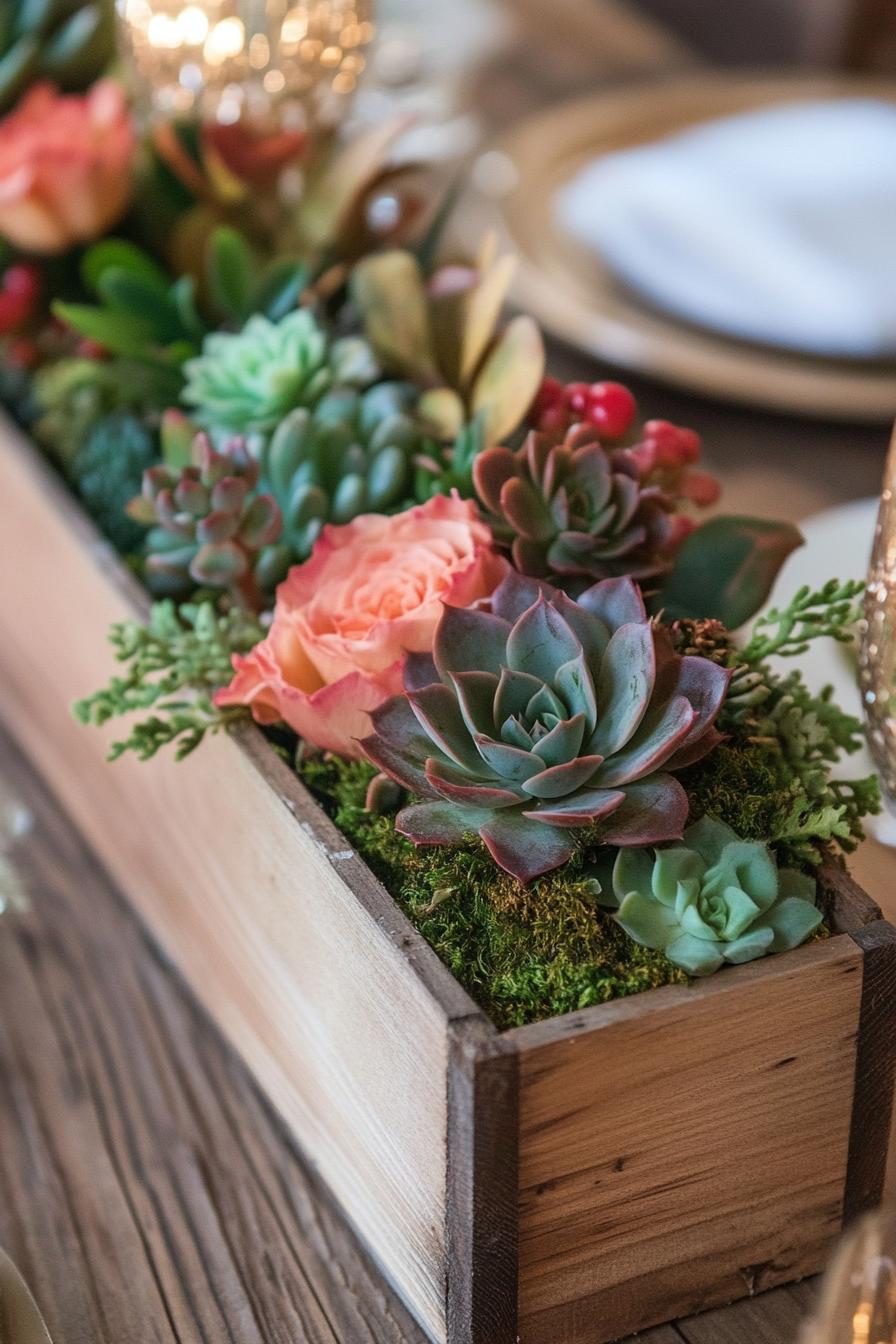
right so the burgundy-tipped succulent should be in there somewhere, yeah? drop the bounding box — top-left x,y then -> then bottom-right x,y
361,571 -> 730,883
473,423 -> 694,591
129,433 -> 281,612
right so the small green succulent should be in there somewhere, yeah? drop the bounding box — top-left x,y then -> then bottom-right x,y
597,815 -> 822,975
257,383 -> 425,575
182,307 -> 379,433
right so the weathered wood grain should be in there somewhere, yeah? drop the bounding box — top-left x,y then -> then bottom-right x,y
509,937 -> 864,1344
0,413 -> 478,1342
0,719 -> 430,1344
843,919 -> 896,1221
445,1018 -> 518,1344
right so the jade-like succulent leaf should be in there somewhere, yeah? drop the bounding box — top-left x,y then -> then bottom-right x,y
352,251 -> 439,385
657,515 -> 803,629
434,606 -> 511,683
470,314 -> 545,444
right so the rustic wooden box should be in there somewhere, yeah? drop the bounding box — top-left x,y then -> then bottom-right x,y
1,417 -> 895,1344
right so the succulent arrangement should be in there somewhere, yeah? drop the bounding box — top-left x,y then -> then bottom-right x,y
0,54 -> 879,1022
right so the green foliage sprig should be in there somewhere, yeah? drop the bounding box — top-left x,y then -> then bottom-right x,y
740,579 -> 864,663
73,600 -> 262,761
709,580 -> 878,863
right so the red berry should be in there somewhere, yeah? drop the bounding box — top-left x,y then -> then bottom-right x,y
583,381 -> 637,439
565,381 -> 591,416
4,263 -> 40,301
0,262 -> 40,334
530,375 -> 566,428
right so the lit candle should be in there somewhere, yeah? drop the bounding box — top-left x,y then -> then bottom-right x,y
116,0 -> 375,128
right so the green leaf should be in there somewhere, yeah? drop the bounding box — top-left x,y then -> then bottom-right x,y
41,5 -> 108,84
82,239 -> 171,295
657,515 -> 803,630
207,226 -> 256,323
169,275 -> 206,340
97,270 -> 185,344
352,250 -> 439,385
0,35 -> 39,112
53,301 -> 159,357
253,259 -> 308,322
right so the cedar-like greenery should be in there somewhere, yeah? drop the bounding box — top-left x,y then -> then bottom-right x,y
73,600 -> 259,760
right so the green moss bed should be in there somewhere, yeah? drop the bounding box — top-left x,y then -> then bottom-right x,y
297,739 -> 835,1030
299,753 -> 687,1029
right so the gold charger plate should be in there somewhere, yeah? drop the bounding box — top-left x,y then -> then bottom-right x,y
466,73 -> 896,421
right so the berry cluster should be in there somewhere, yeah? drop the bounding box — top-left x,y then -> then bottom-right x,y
630,420 -> 719,507
530,376 -> 636,439
530,376 -> 719,509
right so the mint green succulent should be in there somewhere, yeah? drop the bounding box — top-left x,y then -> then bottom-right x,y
181,308 -> 379,433
598,815 -> 822,975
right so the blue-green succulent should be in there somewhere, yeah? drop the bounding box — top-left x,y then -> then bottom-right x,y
256,382 -> 425,575
598,815 -> 822,975
362,571 -> 730,883
182,307 -> 379,433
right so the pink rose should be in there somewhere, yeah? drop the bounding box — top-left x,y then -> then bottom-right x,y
215,494 -> 507,758
0,82 -> 135,254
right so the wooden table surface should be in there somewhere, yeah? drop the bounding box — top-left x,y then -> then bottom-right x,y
0,715 -> 827,1344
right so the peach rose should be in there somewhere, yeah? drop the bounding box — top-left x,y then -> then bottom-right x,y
215,493 -> 507,758
0,82 -> 135,254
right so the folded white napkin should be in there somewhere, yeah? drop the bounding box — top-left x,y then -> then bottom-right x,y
556,98 -> 896,358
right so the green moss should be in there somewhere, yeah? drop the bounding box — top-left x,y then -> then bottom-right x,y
298,755 -> 686,1029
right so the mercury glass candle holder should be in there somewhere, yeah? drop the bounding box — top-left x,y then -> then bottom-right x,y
116,0 -> 374,129
859,426 -> 896,832
801,1208 -> 896,1344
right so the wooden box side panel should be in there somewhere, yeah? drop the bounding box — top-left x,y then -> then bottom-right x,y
510,936 -> 864,1344
0,424 -> 462,1342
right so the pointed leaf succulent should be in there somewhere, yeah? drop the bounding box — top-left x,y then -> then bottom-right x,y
474,423 -> 693,591
352,236 -> 545,445
596,815 -> 823,975
362,571 -> 730,883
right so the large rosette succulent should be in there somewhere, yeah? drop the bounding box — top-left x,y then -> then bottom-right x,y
362,572 -> 730,882
473,423 -> 691,588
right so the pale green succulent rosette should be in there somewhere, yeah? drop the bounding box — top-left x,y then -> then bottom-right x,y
600,815 -> 822,975
182,308 -> 379,433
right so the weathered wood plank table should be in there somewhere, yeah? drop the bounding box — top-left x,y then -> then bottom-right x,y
0,717 -> 830,1343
